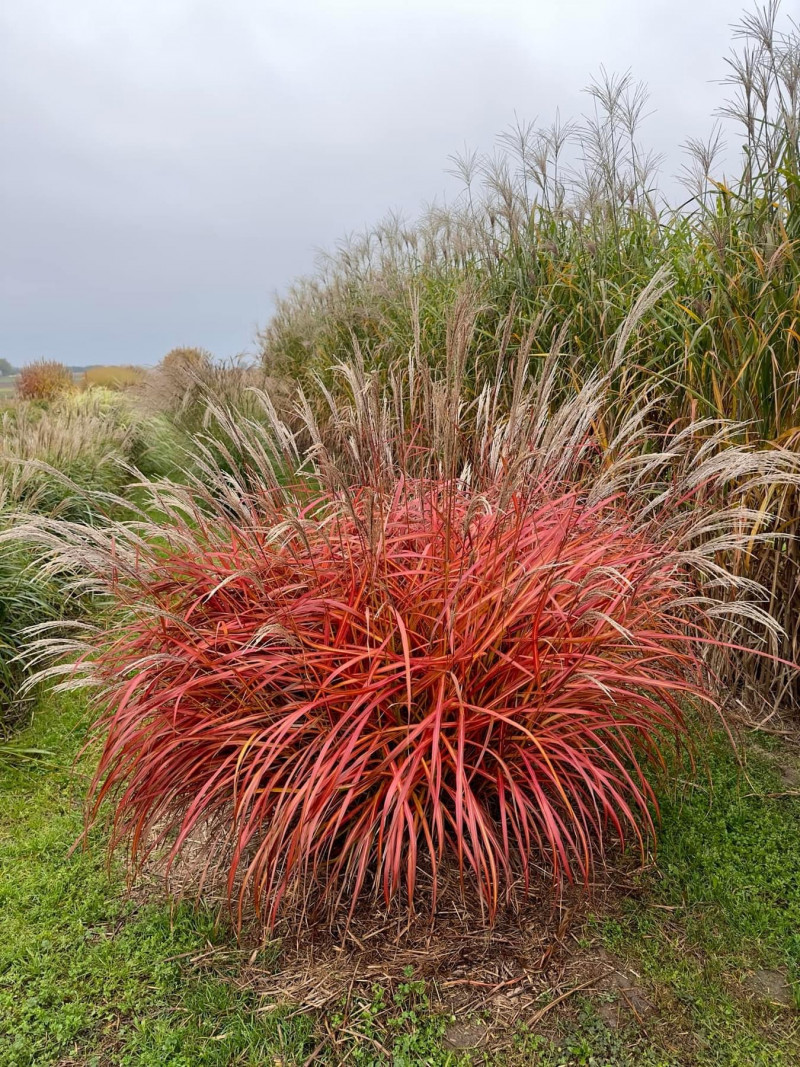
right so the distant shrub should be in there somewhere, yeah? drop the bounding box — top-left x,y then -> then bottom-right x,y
159,347 -> 212,386
146,347 -> 216,423
16,361 -> 74,402
82,365 -> 146,391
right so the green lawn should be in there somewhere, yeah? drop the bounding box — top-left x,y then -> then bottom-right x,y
0,694 -> 798,1065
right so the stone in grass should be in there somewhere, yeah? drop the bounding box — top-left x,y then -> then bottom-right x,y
594,969 -> 655,1030
443,1018 -> 489,1050
754,748 -> 800,791
777,762 -> 800,790
743,969 -> 796,1009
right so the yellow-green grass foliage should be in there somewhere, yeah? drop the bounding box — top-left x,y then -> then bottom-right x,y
82,365 -> 146,391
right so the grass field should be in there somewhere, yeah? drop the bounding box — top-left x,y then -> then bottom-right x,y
1,693 -> 797,1065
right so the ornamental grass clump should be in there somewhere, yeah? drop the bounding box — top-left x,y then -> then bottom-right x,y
16,360 -> 75,402
82,480 -> 723,926
15,306 -> 799,927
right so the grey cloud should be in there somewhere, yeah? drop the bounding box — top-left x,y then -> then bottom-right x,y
1,0 -> 737,366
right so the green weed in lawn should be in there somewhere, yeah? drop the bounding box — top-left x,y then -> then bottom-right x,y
579,736 -> 800,1065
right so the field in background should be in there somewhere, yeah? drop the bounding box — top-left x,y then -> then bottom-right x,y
0,367 -> 133,399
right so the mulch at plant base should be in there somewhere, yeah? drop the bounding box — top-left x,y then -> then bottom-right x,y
130,843 -> 799,1059
244,877 -> 620,1018
238,871 -> 665,1059
137,837 -> 650,1036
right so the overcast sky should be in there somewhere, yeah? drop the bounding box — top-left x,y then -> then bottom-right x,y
1,0 -> 745,367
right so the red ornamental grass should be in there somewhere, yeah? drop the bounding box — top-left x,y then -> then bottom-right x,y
88,479 -> 717,927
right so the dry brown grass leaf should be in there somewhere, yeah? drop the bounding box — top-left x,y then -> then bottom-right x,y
133,824 -> 641,1037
